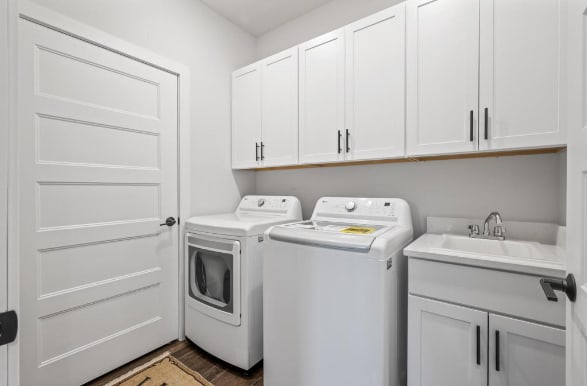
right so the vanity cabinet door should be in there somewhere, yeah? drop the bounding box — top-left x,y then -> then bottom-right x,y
299,29 -> 345,164
478,0 -> 566,151
408,295 -> 488,386
406,0 -> 480,156
232,63 -> 261,169
488,314 -> 565,386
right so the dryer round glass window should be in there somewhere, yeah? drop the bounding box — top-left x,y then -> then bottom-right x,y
189,245 -> 234,313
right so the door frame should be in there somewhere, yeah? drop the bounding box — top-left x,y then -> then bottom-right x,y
5,2 -> 191,385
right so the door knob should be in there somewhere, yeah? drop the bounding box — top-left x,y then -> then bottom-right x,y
540,273 -> 576,302
160,217 -> 177,227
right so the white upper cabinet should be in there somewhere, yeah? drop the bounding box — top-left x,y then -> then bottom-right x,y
479,0 -> 566,151
345,4 -> 406,161
232,63 -> 261,169
406,0 -> 480,156
299,29 -> 345,164
260,48 -> 299,167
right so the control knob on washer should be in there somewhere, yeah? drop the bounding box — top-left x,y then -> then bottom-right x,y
345,201 -> 357,212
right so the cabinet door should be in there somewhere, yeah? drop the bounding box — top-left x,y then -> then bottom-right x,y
345,4 -> 406,161
260,47 -> 299,167
489,314 -> 565,386
479,0 -> 566,151
299,29 -> 345,164
232,63 -> 261,169
406,0 -> 480,156
408,296 -> 487,386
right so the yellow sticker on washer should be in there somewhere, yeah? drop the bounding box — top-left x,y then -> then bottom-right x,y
340,227 -> 376,234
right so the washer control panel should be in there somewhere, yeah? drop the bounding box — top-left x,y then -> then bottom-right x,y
312,197 -> 409,221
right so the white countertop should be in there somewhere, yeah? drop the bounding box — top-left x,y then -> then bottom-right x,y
404,233 -> 566,277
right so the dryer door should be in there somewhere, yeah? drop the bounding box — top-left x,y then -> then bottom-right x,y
186,234 -> 241,326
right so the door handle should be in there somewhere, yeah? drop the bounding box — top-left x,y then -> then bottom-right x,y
255,142 -> 260,161
484,108 -> 489,140
476,325 -> 481,365
540,273 -> 577,302
346,129 -> 350,153
338,130 -> 342,154
495,330 -> 500,372
469,110 -> 474,142
160,217 -> 177,227
260,141 -> 265,160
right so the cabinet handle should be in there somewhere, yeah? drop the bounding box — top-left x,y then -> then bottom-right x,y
255,142 -> 260,161
260,142 -> 265,160
469,110 -> 474,142
338,130 -> 342,154
476,325 -> 481,365
346,129 -> 350,153
495,330 -> 500,372
484,108 -> 489,140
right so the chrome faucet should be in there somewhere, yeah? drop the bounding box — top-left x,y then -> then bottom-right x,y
468,211 -> 506,240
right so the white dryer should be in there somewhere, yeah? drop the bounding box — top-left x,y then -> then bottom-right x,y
185,195 -> 302,370
263,197 -> 413,386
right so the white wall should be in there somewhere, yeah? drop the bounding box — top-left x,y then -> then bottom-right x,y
257,0 -> 402,58
256,153 -> 566,237
28,0 -> 258,215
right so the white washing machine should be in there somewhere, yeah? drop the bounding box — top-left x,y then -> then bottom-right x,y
263,197 -> 413,386
185,195 -> 302,370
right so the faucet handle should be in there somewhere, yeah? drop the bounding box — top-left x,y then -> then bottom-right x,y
493,225 -> 505,239
468,224 -> 480,237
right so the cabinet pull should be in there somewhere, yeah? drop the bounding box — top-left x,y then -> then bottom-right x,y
495,330 -> 500,372
338,130 -> 342,154
346,129 -> 350,153
476,325 -> 481,365
484,108 -> 489,140
255,142 -> 260,161
260,142 -> 265,161
470,110 -> 474,142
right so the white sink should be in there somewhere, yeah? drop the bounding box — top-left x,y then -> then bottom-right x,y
438,234 -> 543,260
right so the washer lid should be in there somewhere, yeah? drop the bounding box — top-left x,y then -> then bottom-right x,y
267,221 -> 391,252
186,213 -> 299,237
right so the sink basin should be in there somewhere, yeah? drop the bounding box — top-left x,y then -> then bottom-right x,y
438,234 -> 543,260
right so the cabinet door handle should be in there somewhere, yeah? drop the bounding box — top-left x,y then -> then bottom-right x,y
476,325 -> 481,365
495,330 -> 500,372
255,142 -> 260,161
260,142 -> 265,160
338,130 -> 342,154
484,108 -> 489,140
346,129 -> 350,153
470,110 -> 474,142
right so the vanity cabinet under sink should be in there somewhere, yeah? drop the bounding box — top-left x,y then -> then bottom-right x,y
405,235 -> 566,386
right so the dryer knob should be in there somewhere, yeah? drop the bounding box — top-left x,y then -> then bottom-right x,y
345,201 -> 357,212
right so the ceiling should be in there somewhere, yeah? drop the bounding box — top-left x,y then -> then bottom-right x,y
201,0 -> 333,36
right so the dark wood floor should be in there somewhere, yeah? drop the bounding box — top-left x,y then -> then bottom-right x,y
85,340 -> 263,386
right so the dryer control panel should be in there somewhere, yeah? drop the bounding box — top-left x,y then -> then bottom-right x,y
237,195 -> 302,218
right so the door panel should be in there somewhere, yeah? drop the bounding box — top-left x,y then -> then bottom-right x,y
299,29 -> 345,164
489,314 -> 565,386
232,63 -> 261,169
479,0 -> 566,150
408,296 -> 488,386
260,48 -> 299,167
567,0 -> 587,384
0,0 -> 8,384
345,4 -> 406,161
406,0 -> 479,156
18,19 -> 179,386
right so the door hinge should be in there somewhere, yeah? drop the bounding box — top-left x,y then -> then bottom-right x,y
0,310 -> 18,346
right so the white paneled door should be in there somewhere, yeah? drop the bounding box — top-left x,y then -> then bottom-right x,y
18,19 -> 179,385
567,0 -> 587,384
